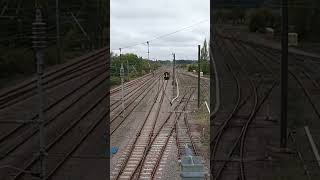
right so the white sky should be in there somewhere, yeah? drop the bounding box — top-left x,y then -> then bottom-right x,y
111,0 -> 210,60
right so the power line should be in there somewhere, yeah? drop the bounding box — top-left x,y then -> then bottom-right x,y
111,19 -> 209,51
147,19 -> 208,43
212,4 -> 320,9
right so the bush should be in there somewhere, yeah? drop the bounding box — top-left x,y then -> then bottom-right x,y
110,76 -> 121,86
187,64 -> 197,72
201,61 -> 209,75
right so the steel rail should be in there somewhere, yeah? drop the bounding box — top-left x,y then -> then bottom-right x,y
11,87 -> 108,180
0,69 -> 107,145
212,36 -> 277,179
0,72 -> 107,160
110,74 -> 162,135
0,48 -> 107,106
114,79 -> 167,180
130,80 -> 169,180
0,59 -> 106,110
150,89 -> 195,179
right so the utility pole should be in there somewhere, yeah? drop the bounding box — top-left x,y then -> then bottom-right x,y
120,63 -> 125,117
96,0 -> 99,48
147,41 -> 151,73
198,45 -> 201,109
119,48 -> 125,117
280,0 -> 288,149
127,59 -> 129,81
147,41 -> 150,60
56,0 -> 62,64
32,7 -> 46,180
172,53 -> 176,86
119,48 -> 122,68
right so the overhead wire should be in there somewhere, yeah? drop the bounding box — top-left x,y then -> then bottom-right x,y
212,3 -> 320,9
111,19 -> 209,52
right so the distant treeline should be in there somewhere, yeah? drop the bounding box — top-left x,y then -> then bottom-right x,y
110,52 -> 161,85
176,60 -> 197,64
213,0 -> 320,41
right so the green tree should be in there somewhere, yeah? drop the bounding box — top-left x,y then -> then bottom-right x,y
110,52 -> 158,85
201,39 -> 209,62
200,39 -> 209,75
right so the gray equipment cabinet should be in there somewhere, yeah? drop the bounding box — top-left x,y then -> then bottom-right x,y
180,156 -> 205,180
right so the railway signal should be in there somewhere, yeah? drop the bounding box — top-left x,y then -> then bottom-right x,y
56,0 -> 62,64
172,53 -> 176,86
281,0 -> 288,149
147,41 -> 151,74
172,53 -> 176,99
120,63 -> 125,117
198,45 -> 201,109
32,6 -> 47,180
127,59 -> 129,81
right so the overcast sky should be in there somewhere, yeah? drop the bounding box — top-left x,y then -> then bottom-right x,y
111,0 -> 210,60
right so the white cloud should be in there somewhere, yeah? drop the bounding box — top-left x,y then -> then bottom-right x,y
111,0 -> 210,60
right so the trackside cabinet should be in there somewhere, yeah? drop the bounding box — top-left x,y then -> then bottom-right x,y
180,156 -> 205,180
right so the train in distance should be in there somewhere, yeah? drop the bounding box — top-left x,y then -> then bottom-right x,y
164,72 -> 170,80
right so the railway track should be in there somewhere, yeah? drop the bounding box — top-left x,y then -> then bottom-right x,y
0,73 -> 107,180
0,48 -> 110,180
111,72 -> 197,179
11,90 -> 107,180
110,72 -> 157,95
214,29 -> 320,179
112,77 -> 168,179
239,40 -> 320,178
110,73 -> 163,135
0,46 -> 165,179
175,71 -> 209,178
177,71 -> 209,99
224,32 -> 320,125
249,43 -> 320,120
0,48 -> 108,110
211,33 -> 278,180
175,89 -> 198,158
145,88 -> 195,179
0,57 -> 155,153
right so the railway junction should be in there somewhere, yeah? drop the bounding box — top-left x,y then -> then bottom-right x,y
0,48 -> 108,180
210,25 -> 320,179
0,48 -> 210,180
110,67 -> 210,179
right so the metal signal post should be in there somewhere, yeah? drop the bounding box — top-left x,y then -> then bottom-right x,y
172,53 -> 176,98
33,7 -> 46,180
198,45 -> 201,109
172,53 -> 176,86
56,0 -> 62,63
147,41 -> 150,60
281,0 -> 288,149
127,59 -> 129,81
120,63 -> 125,117
147,41 -> 151,73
